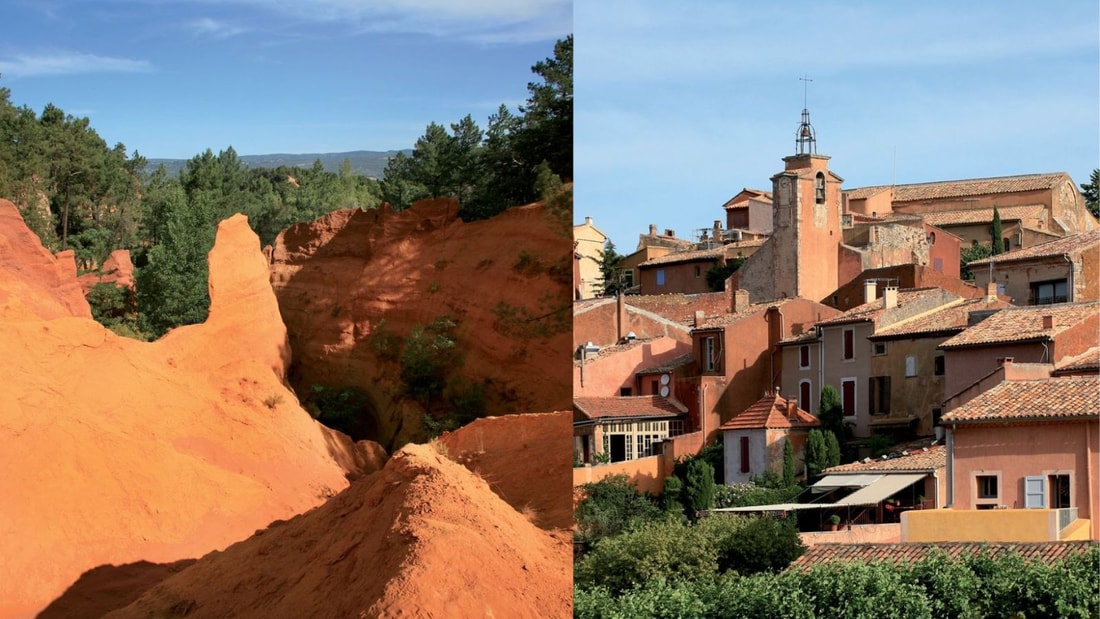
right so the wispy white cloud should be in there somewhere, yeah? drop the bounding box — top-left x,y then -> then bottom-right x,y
187,17 -> 250,39
175,0 -> 571,43
0,52 -> 153,77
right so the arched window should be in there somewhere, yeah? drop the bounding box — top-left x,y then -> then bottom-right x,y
815,172 -> 826,204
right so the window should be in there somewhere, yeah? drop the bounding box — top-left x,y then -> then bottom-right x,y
932,407 -> 942,427
905,355 -> 917,377
656,269 -> 666,286
977,475 -> 999,500
619,387 -> 632,396
799,380 -> 812,414
934,355 -> 945,376
841,379 -> 856,417
799,345 -> 811,369
623,269 -> 634,287
1003,238 -> 1011,252
649,379 -> 659,395
1030,279 -> 1068,305
703,336 -> 717,373
842,329 -> 855,360
1049,474 -> 1071,509
869,376 -> 891,415
815,172 -> 826,204
694,265 -> 701,278
872,342 -> 887,356
739,436 -> 750,473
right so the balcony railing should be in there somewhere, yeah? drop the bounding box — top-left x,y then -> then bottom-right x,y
1056,507 -> 1078,532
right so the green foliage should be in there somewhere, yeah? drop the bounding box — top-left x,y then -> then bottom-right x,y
825,431 -> 842,468
713,481 -> 802,509
574,475 -> 662,545
366,318 -> 402,362
574,517 -> 721,595
662,476 -> 684,514
1081,169 -> 1099,219
400,315 -> 460,406
818,384 -> 845,439
596,240 -> 626,296
718,516 -> 806,575
705,256 -> 746,292
305,385 -> 377,441
960,243 -> 994,281
805,429 -> 829,479
991,206 -> 1004,255
490,295 -> 571,340
868,433 -> 894,458
782,439 -> 795,487
683,458 -> 716,518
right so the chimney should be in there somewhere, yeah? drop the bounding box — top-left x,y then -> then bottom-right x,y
864,280 -> 877,304
731,288 -> 750,313
713,220 -> 722,239
649,223 -> 657,236
693,310 -> 705,327
585,216 -> 593,226
786,398 -> 798,420
883,286 -> 898,309
616,292 -> 627,341
665,229 -> 675,237
1042,315 -> 1054,330
986,281 -> 998,301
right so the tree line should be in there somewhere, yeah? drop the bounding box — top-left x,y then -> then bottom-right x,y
0,35 -> 572,339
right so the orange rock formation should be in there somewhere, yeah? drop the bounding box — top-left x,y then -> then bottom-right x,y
107,427 -> 572,618
77,249 -> 135,294
0,210 -> 382,618
269,199 -> 572,449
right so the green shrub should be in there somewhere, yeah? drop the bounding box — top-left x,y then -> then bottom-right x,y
683,458 -> 716,518
574,475 -> 661,545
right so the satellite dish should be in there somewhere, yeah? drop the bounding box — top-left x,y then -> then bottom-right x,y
660,386 -> 670,397
660,374 -> 671,385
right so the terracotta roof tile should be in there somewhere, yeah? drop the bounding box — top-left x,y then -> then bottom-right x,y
718,394 -> 820,430
816,288 -> 945,327
941,376 -> 1100,424
695,300 -> 787,329
939,301 -> 1098,348
825,445 -> 946,473
637,353 -> 695,374
921,204 -> 1045,227
870,297 -> 1011,340
968,230 -> 1100,266
790,541 -> 1097,570
572,337 -> 658,365
573,395 -> 688,422
844,173 -> 1067,204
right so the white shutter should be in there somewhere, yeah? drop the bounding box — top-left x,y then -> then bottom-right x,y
1024,476 -> 1046,509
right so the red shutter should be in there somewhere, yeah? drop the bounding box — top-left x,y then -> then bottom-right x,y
843,330 -> 854,359
800,382 -> 811,414
800,345 -> 810,367
842,380 -> 855,416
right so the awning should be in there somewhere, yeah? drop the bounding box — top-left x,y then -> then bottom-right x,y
832,473 -> 926,506
711,503 -> 814,513
811,474 -> 882,490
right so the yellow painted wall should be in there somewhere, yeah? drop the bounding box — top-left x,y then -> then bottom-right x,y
902,509 -> 1060,542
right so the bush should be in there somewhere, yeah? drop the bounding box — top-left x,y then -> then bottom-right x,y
662,476 -> 684,514
718,516 -> 805,575
305,384 -> 377,441
574,475 -> 661,544
400,315 -> 460,405
713,481 -> 802,509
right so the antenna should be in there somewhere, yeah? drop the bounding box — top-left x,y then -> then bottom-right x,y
800,74 -> 812,109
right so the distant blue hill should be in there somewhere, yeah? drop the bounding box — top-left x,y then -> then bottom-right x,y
146,149 -> 411,179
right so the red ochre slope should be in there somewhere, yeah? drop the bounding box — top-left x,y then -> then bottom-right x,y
0,209 -> 379,618
269,198 -> 573,449
107,441 -> 573,618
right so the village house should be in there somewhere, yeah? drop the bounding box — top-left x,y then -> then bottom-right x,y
805,284 -> 963,438
838,215 -> 962,285
967,229 -> 1100,306
573,216 -> 608,300
573,335 -> 691,398
938,300 -> 1099,400
573,395 -> 688,466
844,172 -> 1098,251
825,263 -> 997,311
572,290 -> 732,350
637,241 -> 763,295
719,392 -> 819,485
617,224 -> 695,292
723,188 -> 774,239
903,375 -> 1099,542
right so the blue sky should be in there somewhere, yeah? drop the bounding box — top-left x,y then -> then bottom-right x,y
1,0 -> 571,159
575,1 -> 1100,251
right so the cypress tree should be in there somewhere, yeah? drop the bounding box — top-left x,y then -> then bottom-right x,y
991,206 -> 1004,255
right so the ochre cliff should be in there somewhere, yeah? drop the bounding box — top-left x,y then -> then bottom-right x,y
106,425 -> 572,618
0,211 -> 383,618
269,198 -> 572,448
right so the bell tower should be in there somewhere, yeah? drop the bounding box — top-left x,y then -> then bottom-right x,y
770,100 -> 843,302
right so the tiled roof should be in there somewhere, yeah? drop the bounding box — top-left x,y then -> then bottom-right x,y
639,241 -> 764,267
941,376 -> 1100,424
825,445 -> 946,473
695,300 -> 786,329
1053,346 -> 1100,376
968,230 -> 1100,266
790,541 -> 1097,570
816,288 -> 945,327
921,204 -> 1045,227
778,330 -> 821,346
939,301 -> 1098,348
573,395 -> 688,422
718,394 -> 820,430
843,173 -> 1067,204
573,337 -> 657,365
870,297 -> 1011,340
638,352 -> 695,374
